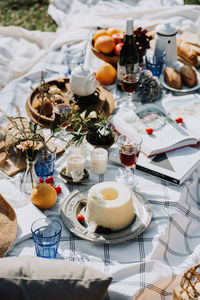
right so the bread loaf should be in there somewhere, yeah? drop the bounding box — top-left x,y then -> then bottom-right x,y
180,65 -> 197,88
177,38 -> 198,66
164,67 -> 182,89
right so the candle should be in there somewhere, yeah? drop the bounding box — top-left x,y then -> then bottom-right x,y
90,148 -> 108,175
66,155 -> 85,180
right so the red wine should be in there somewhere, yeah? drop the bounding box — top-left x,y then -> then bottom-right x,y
122,74 -> 139,93
119,151 -> 139,167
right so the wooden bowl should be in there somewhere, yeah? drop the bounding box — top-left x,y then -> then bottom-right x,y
91,39 -> 118,67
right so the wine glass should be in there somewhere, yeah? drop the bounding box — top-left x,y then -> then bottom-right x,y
121,67 -> 141,109
117,134 -> 143,188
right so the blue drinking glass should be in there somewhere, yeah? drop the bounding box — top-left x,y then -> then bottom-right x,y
35,145 -> 57,178
145,50 -> 166,77
31,218 -> 62,259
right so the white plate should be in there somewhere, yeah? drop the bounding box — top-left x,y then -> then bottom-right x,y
60,189 -> 152,244
160,71 -> 200,93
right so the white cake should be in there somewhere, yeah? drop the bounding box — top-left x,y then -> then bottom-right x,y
86,181 -> 135,231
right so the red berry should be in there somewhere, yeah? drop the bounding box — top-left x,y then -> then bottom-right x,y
176,117 -> 183,124
77,214 -> 85,223
38,178 -> 43,183
45,176 -> 54,183
146,128 -> 153,134
54,185 -> 62,194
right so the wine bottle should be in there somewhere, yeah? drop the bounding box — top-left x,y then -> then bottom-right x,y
117,18 -> 139,89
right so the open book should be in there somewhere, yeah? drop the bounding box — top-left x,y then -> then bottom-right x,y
112,103 -> 199,157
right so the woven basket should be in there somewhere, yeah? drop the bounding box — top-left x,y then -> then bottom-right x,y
91,39 -> 118,67
173,264 -> 200,299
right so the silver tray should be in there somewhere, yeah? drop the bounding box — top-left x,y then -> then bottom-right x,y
160,71 -> 200,93
60,189 -> 152,244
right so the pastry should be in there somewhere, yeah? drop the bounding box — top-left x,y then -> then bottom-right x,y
177,38 -> 198,66
33,96 -> 53,116
180,64 -> 198,88
86,181 -> 135,231
164,67 -> 182,89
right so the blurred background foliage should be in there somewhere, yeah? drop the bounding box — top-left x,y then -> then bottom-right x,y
0,0 -> 199,32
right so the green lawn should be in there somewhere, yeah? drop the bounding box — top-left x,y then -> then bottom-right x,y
0,0 -> 199,32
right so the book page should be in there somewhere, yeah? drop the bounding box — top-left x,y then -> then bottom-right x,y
162,95 -> 200,140
112,104 -> 198,156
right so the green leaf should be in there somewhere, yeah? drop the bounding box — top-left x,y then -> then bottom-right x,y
50,119 -> 58,132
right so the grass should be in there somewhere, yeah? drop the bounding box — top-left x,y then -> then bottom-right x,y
0,0 -> 57,32
0,0 -> 199,32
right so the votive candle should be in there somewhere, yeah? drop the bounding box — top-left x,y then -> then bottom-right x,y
90,148 -> 108,175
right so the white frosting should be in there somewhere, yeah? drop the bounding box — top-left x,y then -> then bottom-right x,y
86,181 -> 135,231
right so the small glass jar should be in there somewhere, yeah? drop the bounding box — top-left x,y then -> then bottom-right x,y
90,148 -> 108,175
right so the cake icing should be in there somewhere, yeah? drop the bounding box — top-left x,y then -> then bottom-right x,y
86,181 -> 135,231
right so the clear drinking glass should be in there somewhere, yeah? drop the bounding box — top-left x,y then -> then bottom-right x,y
31,218 -> 62,259
117,134 -> 143,187
121,67 -> 141,109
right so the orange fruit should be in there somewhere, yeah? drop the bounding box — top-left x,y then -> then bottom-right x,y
94,36 -> 115,55
93,29 -> 108,42
106,28 -> 121,37
96,63 -> 117,85
31,183 -> 57,210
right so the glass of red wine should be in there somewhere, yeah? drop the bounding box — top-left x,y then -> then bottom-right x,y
117,134 -> 143,188
121,67 -> 141,109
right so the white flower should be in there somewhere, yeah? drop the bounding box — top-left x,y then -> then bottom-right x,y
98,127 -> 110,136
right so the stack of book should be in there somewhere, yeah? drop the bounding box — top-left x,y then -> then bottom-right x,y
111,97 -> 200,185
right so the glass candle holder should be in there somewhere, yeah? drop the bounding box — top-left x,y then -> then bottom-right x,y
66,154 -> 86,182
90,148 -> 108,175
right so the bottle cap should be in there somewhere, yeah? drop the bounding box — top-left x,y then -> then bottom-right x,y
126,18 -> 133,35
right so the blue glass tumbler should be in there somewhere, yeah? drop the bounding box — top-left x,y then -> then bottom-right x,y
145,50 -> 166,77
31,218 -> 62,259
35,144 -> 57,178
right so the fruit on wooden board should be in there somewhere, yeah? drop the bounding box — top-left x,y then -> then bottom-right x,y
31,183 -> 57,209
95,63 -> 117,85
94,35 -> 115,54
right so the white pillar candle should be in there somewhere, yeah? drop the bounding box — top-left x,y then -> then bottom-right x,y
90,148 -> 108,175
66,155 -> 85,178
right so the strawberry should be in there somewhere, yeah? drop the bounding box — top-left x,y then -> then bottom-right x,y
176,117 -> 183,124
38,177 -> 43,183
54,185 -> 62,194
45,176 -> 54,183
77,214 -> 85,223
146,128 -> 153,134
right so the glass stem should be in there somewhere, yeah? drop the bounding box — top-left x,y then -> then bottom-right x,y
124,166 -> 135,186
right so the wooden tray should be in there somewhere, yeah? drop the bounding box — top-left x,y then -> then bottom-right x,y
0,139 -> 65,177
26,78 -> 115,129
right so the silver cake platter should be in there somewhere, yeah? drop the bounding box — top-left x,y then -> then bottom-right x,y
60,189 -> 152,244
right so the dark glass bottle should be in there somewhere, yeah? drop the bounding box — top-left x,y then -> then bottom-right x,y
117,18 -> 139,89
